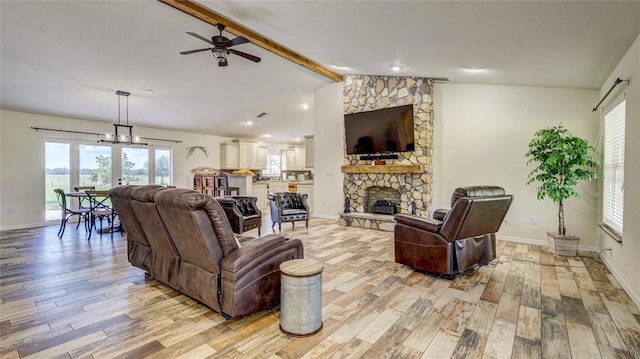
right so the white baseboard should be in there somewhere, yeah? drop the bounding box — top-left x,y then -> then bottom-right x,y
498,235 -> 598,252
601,255 -> 640,311
0,222 -> 48,232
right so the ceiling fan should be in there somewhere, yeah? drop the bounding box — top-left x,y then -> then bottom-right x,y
180,24 -> 261,66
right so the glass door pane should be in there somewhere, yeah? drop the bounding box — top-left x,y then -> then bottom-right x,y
155,148 -> 171,186
122,147 -> 149,185
45,141 -> 70,220
79,144 -> 112,190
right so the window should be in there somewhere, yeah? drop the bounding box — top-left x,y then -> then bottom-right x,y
602,100 -> 625,237
264,154 -> 281,176
155,148 -> 172,185
45,141 -> 70,220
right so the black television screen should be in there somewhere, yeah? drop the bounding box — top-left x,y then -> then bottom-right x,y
344,104 -> 415,155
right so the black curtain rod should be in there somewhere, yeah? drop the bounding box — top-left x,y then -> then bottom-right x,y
30,126 -> 182,143
593,78 -> 628,112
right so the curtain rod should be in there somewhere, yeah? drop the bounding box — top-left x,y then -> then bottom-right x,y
30,126 -> 182,143
592,78 -> 629,112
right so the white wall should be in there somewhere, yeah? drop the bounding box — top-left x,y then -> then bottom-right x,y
433,83 -> 600,248
597,34 -> 640,307
312,82 -> 344,219
0,110 -> 234,229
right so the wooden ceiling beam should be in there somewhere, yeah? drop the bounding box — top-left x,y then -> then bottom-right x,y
158,0 -> 343,82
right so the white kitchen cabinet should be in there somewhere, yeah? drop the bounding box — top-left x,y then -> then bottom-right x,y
220,142 -> 239,169
257,146 -> 267,169
236,140 -> 259,169
282,146 -> 306,171
252,183 -> 268,211
304,136 -> 314,168
269,181 -> 289,194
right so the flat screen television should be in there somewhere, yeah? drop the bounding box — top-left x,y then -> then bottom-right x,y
344,104 -> 415,155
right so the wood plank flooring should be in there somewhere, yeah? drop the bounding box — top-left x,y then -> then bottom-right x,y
1,218 -> 639,358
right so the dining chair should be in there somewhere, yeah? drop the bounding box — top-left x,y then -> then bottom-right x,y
85,190 -> 118,239
73,186 -> 95,208
54,188 -> 91,238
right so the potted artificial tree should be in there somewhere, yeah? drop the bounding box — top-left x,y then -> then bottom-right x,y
525,123 -> 598,256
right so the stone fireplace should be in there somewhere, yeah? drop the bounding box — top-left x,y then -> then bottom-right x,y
339,75 -> 433,231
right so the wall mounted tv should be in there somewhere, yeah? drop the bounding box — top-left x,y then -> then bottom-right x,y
344,104 -> 415,155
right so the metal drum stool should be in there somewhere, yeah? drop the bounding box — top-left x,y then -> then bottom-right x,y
279,258 -> 323,336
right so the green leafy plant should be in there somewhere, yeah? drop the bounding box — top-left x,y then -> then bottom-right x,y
525,123 -> 598,235
185,146 -> 209,158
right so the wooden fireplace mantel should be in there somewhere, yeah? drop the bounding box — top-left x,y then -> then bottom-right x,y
341,164 -> 424,174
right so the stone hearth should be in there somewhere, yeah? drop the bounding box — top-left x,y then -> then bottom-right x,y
340,74 -> 433,231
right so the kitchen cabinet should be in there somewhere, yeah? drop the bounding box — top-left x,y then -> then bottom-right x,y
304,135 -> 314,168
220,142 -> 239,169
257,146 -> 267,169
282,146 -> 306,171
237,140 -> 259,169
252,183 -> 268,211
269,181 -> 289,194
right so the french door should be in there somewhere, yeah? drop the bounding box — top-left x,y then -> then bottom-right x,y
46,139 -> 172,220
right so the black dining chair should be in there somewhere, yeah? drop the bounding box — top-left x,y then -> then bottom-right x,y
73,186 -> 95,208
54,188 -> 91,238
85,190 -> 118,239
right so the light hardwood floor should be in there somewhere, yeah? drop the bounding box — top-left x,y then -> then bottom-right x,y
1,218 -> 639,358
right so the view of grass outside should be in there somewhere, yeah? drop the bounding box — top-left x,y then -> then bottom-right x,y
45,142 -> 172,220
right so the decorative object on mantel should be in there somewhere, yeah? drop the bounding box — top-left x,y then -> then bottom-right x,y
411,202 -> 417,215
525,123 -> 598,256
99,91 -> 147,145
344,198 -> 351,213
186,145 -> 210,158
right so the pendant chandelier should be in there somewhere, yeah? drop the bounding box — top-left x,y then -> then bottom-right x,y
100,90 -> 147,145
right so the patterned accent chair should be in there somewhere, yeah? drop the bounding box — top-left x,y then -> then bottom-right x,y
267,192 -> 310,231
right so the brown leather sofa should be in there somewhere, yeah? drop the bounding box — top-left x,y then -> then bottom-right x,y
216,196 -> 262,236
394,186 -> 513,275
110,185 -> 304,318
267,192 -> 310,231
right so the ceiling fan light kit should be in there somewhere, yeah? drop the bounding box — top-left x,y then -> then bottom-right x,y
180,23 -> 260,67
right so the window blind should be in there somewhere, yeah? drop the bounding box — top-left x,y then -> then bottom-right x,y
602,100 -> 625,235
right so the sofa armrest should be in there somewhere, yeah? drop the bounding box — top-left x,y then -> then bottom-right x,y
394,213 -> 442,233
221,234 -> 293,272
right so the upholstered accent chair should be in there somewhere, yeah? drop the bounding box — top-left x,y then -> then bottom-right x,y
267,192 -> 310,231
394,186 -> 513,275
216,196 -> 262,236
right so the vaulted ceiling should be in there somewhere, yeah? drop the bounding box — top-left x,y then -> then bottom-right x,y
1,1 -> 639,144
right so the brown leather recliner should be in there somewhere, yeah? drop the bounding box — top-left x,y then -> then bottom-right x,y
154,188 -> 304,318
216,196 -> 262,236
130,185 -> 181,290
394,186 -> 513,275
108,185 -> 153,273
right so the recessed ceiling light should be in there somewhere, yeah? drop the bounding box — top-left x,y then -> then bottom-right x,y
333,65 -> 350,70
243,120 -> 254,126
463,67 -> 488,73
300,103 -> 309,110
293,137 -> 301,142
144,89 -> 154,94
390,65 -> 403,72
261,134 -> 272,138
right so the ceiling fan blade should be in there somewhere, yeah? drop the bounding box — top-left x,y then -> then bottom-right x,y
180,48 -> 212,55
230,49 -> 261,63
186,32 -> 213,45
227,36 -> 249,47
